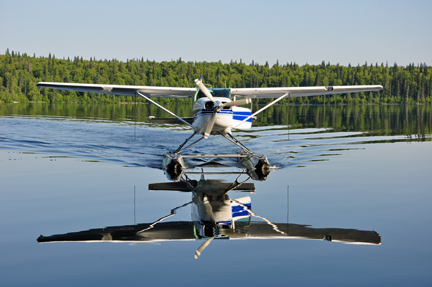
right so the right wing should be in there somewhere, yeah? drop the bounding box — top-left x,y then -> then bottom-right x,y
36,82 -> 196,98
231,85 -> 383,98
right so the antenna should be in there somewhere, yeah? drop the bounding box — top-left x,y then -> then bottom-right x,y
287,185 -> 289,235
287,95 -> 290,141
134,186 -> 136,225
134,95 -> 137,140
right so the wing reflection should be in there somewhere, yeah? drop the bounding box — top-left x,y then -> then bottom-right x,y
37,168 -> 381,258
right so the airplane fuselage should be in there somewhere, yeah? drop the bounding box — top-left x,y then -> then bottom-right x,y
192,97 -> 252,136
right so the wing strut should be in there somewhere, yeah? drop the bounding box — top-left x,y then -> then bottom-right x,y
136,200 -> 193,234
233,93 -> 288,129
136,91 -> 193,128
232,199 -> 286,236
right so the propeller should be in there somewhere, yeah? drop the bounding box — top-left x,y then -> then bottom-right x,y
194,194 -> 217,259
194,77 -> 251,138
203,111 -> 217,138
222,98 -> 251,108
202,195 -> 217,225
194,79 -> 216,104
195,79 -> 218,138
194,78 -> 251,108
194,237 -> 214,259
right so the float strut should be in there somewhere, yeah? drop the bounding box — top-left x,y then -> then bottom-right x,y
219,132 -> 255,154
175,134 -> 205,154
174,132 -> 197,153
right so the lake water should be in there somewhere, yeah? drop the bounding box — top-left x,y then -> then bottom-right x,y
1,103 -> 431,286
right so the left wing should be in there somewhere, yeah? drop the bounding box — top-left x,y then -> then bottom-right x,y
231,85 -> 383,98
36,82 -> 196,98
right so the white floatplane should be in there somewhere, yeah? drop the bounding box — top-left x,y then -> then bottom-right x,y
37,76 -> 383,173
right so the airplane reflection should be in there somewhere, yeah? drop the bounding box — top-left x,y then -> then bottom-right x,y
37,168 -> 381,258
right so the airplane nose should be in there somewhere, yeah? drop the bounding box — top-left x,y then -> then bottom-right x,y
205,101 -> 214,109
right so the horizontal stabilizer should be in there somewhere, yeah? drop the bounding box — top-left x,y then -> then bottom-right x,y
149,117 -> 194,125
149,181 -> 197,192
212,182 -> 256,192
149,180 -> 255,192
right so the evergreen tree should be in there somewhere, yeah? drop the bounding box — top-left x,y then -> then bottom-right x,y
0,51 -> 430,104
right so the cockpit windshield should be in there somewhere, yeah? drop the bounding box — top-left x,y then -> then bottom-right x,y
195,88 -> 231,101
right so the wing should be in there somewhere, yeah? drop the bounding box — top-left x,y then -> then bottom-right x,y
37,82 -> 383,99
231,85 -> 383,98
36,82 -> 196,98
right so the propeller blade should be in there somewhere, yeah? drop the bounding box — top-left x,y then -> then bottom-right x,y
194,237 -> 214,259
222,98 -> 251,108
195,196 -> 217,259
203,111 -> 217,139
202,195 -> 217,224
195,79 -> 216,104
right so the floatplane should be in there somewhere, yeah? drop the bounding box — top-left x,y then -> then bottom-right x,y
38,169 -> 381,259
37,76 -> 383,174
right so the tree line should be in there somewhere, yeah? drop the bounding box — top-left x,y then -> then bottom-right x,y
1,49 -> 431,105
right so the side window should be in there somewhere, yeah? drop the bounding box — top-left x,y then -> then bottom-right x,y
194,89 -> 199,102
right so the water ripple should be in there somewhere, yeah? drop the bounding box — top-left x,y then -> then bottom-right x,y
1,117 -> 427,170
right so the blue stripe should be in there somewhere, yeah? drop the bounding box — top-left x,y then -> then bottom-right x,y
233,210 -> 250,217
233,116 -> 252,122
199,109 -> 233,115
232,204 -> 251,212
233,111 -> 252,123
199,109 -> 232,112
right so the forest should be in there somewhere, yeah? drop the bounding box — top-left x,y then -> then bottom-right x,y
1,49 -> 431,105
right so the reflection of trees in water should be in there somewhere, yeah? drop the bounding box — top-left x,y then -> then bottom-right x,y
2,103 -> 431,137
256,104 -> 432,137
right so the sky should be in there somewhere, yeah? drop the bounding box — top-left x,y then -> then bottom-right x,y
1,0 -> 431,67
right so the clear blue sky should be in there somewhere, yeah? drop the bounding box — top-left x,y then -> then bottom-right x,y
1,0 -> 431,66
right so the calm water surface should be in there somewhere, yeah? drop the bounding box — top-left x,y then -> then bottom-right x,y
1,104 -> 431,286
